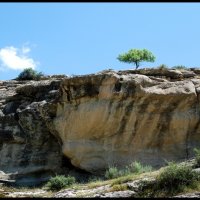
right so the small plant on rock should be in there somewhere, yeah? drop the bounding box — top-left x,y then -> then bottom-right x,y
157,64 -> 168,70
127,161 -> 152,174
105,167 -> 120,179
172,65 -> 187,70
105,161 -> 153,180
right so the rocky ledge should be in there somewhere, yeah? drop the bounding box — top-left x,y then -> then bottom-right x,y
1,68 -> 200,186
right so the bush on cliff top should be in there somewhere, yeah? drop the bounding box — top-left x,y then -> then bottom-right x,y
172,65 -> 187,70
157,64 -> 169,70
17,68 -> 44,81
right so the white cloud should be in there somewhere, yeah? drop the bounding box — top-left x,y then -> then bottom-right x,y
0,46 -> 38,70
22,46 -> 31,54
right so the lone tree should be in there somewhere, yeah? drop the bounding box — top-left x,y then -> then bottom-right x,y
117,49 -> 156,69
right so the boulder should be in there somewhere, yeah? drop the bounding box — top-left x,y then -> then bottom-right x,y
53,72 -> 200,172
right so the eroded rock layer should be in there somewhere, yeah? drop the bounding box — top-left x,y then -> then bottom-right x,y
0,78 -> 64,185
54,70 -> 200,172
1,68 -> 200,182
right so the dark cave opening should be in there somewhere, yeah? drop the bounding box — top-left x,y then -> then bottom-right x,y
61,155 -> 95,183
61,155 -> 90,174
61,155 -> 74,169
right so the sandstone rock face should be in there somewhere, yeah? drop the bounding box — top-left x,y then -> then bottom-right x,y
53,70 -> 200,173
1,69 -> 200,180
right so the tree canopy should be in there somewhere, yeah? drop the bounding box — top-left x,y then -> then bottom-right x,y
117,49 -> 156,69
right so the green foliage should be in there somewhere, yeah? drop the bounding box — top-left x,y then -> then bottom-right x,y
105,167 -> 120,179
194,148 -> 200,167
155,162 -> 199,195
172,65 -> 187,70
46,175 -> 76,191
117,49 -> 155,69
17,68 -> 44,81
127,161 -> 152,174
157,64 -> 168,70
105,161 -> 152,180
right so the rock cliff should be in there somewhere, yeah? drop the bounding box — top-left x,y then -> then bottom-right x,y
1,68 -> 200,185
0,78 -> 65,186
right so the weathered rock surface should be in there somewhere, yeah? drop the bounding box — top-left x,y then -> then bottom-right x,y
174,192 -> 200,198
54,176 -> 155,198
1,68 -> 200,184
94,190 -> 136,198
54,70 -> 200,172
4,189 -> 47,198
55,185 -> 111,198
0,78 -> 67,186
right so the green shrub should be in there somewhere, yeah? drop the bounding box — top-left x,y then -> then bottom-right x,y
105,167 -> 120,179
155,162 -> 199,195
194,148 -> 200,167
127,161 -> 152,174
172,65 -> 187,70
105,161 -> 153,180
157,64 -> 168,70
17,68 -> 44,81
46,175 -> 76,191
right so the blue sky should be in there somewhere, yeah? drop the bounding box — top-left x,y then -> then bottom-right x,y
0,3 -> 200,80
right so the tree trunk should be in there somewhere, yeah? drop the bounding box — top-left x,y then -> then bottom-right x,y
135,62 -> 139,70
